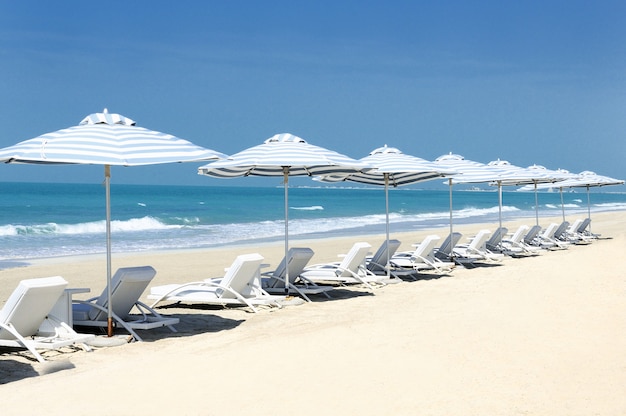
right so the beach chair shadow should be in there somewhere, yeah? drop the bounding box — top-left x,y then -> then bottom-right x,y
72,266 -> 179,342
128,312 -> 245,340
0,276 -> 94,363
0,359 -> 41,384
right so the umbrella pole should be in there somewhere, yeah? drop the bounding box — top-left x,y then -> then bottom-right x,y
498,181 -> 503,235
448,179 -> 454,257
586,185 -> 592,231
448,179 -> 453,239
283,167 -> 290,294
534,183 -> 539,226
384,174 -> 390,278
560,187 -> 565,222
105,165 -> 113,337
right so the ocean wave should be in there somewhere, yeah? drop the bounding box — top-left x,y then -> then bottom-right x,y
290,206 -> 324,211
594,202 -> 626,210
0,216 -> 183,237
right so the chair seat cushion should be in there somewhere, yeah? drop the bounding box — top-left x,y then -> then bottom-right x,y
72,303 -> 92,321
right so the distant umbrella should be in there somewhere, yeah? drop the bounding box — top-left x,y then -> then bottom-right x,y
197,133 -> 371,293
521,170 -> 624,225
0,109 -> 226,336
318,145 -> 455,276
433,153 -> 506,254
517,164 -> 575,225
486,159 -> 557,235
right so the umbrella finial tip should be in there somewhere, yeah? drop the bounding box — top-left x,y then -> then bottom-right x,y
103,108 -> 108,114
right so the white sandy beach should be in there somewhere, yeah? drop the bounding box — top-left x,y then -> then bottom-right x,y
1,211 -> 625,415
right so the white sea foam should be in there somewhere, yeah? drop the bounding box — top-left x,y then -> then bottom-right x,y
290,206 -> 324,211
0,216 -> 179,237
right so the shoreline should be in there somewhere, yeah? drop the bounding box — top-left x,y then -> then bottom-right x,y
2,210 -> 621,270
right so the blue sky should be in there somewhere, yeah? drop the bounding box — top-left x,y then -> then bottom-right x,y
0,1 -> 624,190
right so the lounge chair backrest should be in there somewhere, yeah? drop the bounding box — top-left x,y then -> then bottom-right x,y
468,230 -> 491,251
510,225 -> 529,244
568,219 -> 583,234
412,235 -> 440,260
267,248 -> 314,288
524,225 -> 542,244
89,266 -> 156,321
0,276 -> 67,340
337,242 -> 371,277
218,253 -> 264,298
436,232 -> 462,258
541,223 -> 559,239
486,227 -> 508,248
553,221 -> 570,239
577,218 -> 591,234
367,240 -> 401,273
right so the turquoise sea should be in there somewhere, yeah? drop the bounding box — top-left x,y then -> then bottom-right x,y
1,182 -> 625,261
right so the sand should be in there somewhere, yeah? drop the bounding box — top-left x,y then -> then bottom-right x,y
1,212 -> 625,415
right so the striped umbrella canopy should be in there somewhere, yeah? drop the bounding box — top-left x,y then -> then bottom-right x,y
0,109 -> 226,336
521,170 -> 624,223
433,153 -> 508,253
485,159 -> 559,233
198,133 -> 371,292
316,145 -> 456,276
513,164 -> 575,225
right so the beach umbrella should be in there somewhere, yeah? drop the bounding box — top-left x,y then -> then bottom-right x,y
521,170 -> 624,225
515,164 -> 575,225
433,153 -> 507,254
0,109 -> 226,336
485,159 -> 557,235
197,133 -> 370,293
317,145 -> 455,277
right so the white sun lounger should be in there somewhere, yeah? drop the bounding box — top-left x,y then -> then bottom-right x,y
576,218 -> 600,239
453,230 -> 504,263
390,235 -> 455,274
434,232 -> 464,264
149,254 -> 286,313
485,227 -> 509,254
560,219 -> 594,244
261,247 -> 334,301
524,224 -> 555,250
300,242 -> 384,290
539,222 -> 570,249
0,276 -> 94,362
366,239 -> 408,280
499,225 -> 541,256
73,266 -> 179,341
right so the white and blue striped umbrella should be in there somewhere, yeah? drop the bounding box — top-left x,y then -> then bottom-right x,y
486,159 -> 566,229
516,165 -> 578,224
434,153 -> 507,185
433,153 -> 508,249
198,133 -> 371,292
198,133 -> 369,177
316,145 -> 456,276
520,170 -> 624,223
0,109 -> 226,335
0,110 -> 224,165
319,145 -> 455,187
